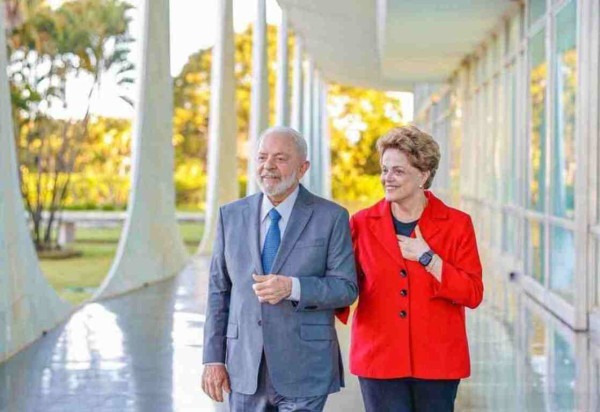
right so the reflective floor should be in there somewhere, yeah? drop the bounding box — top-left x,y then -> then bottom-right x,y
0,256 -> 599,411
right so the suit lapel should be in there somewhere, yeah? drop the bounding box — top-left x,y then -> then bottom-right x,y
270,186 -> 313,274
244,193 -> 264,275
367,201 -> 403,266
416,191 -> 445,243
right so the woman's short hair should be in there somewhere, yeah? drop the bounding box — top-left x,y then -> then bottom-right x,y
376,125 -> 440,189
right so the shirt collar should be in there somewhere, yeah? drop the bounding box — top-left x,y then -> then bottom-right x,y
261,185 -> 300,223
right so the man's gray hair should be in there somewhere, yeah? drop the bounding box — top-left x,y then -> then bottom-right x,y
257,126 -> 308,161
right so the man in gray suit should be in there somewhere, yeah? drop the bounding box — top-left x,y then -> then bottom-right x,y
201,126 -> 358,411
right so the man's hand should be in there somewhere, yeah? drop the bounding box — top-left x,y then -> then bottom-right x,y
201,364 -> 231,402
252,274 -> 292,304
397,225 -> 430,261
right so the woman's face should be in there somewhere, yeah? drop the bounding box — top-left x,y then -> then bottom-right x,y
380,148 -> 429,204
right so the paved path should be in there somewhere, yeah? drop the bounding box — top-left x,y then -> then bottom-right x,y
0,257 -> 597,411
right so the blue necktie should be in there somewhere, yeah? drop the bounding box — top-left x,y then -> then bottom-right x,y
262,208 -> 281,274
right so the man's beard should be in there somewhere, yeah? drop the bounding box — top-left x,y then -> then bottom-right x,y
257,170 -> 298,197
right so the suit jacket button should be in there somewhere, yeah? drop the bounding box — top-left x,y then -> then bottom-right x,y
399,310 -> 407,318
400,269 -> 407,278
400,289 -> 408,297
258,320 -> 262,326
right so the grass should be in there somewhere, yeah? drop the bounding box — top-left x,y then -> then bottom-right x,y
39,222 -> 204,305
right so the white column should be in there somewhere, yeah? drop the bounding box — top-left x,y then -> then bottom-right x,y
311,70 -> 322,195
246,0 -> 269,195
199,0 -> 238,253
291,36 -> 304,133
320,81 -> 332,198
0,9 -> 71,362
275,11 -> 290,126
96,0 -> 188,299
302,58 -> 314,189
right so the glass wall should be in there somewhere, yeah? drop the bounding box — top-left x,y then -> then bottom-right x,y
548,0 -> 577,301
412,0 -> 596,329
528,29 -> 546,213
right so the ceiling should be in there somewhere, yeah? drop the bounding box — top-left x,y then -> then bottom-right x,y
277,0 -> 515,91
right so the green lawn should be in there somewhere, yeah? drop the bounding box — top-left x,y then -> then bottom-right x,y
39,222 -> 203,305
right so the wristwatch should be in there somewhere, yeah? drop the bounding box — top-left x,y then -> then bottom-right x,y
418,250 -> 434,267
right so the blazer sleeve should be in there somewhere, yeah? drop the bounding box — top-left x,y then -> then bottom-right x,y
432,216 -> 484,309
202,208 -> 232,363
335,214 -> 361,324
296,208 -> 359,312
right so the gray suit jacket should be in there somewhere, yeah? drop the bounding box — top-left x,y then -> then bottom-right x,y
203,185 -> 358,397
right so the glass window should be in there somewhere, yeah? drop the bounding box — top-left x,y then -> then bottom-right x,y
502,212 -> 517,255
595,241 -> 600,307
529,0 -> 546,27
488,37 -> 498,78
449,89 -> 462,202
486,83 -> 496,200
528,30 -> 547,212
527,220 -> 545,284
551,0 -> 577,219
492,209 -> 502,249
551,332 -> 576,411
549,225 -> 575,302
507,13 -> 521,55
524,307 -> 549,411
492,77 -> 502,202
478,51 -> 487,85
505,66 -> 518,204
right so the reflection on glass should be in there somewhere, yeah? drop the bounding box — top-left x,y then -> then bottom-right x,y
527,220 -> 545,284
595,358 -> 600,411
528,29 -> 547,212
552,332 -> 576,411
529,0 -> 546,27
502,212 -> 517,255
524,308 -> 547,411
549,226 -> 575,302
596,241 -> 600,308
552,0 -> 577,219
507,14 -> 520,55
508,68 -> 518,204
492,78 -> 502,203
449,90 -> 462,203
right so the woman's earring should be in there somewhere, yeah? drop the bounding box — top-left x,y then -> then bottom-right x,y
419,184 -> 423,189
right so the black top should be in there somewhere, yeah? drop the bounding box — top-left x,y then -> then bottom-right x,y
392,214 -> 418,237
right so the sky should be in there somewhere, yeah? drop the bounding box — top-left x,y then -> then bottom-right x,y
47,0 -> 413,122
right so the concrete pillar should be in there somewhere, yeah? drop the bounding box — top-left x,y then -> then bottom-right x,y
96,0 -> 188,299
246,0 -> 269,195
290,36 -> 304,133
275,11 -> 290,126
302,58 -> 314,189
199,0 -> 238,253
0,10 -> 71,362
320,81 -> 332,198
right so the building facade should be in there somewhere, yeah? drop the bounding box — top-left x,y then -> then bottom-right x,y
414,0 -> 599,334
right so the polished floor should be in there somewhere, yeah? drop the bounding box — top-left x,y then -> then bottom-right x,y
0,256 -> 598,411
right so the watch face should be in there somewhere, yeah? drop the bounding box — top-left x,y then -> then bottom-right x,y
419,251 -> 433,266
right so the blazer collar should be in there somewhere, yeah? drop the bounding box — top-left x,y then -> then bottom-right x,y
243,184 -> 314,275
366,191 -> 449,265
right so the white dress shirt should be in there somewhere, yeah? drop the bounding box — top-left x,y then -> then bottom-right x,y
260,185 -> 301,301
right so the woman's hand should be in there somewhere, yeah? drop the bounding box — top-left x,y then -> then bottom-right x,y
397,225 -> 430,261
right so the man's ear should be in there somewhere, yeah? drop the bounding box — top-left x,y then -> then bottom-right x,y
298,160 -> 310,179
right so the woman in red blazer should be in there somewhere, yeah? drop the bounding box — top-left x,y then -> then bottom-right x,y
346,126 -> 483,412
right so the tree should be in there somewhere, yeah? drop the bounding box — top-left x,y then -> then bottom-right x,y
7,0 -> 134,250
173,23 -> 403,209
327,85 -> 404,205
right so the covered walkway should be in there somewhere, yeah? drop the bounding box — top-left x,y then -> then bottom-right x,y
0,257 -> 596,412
